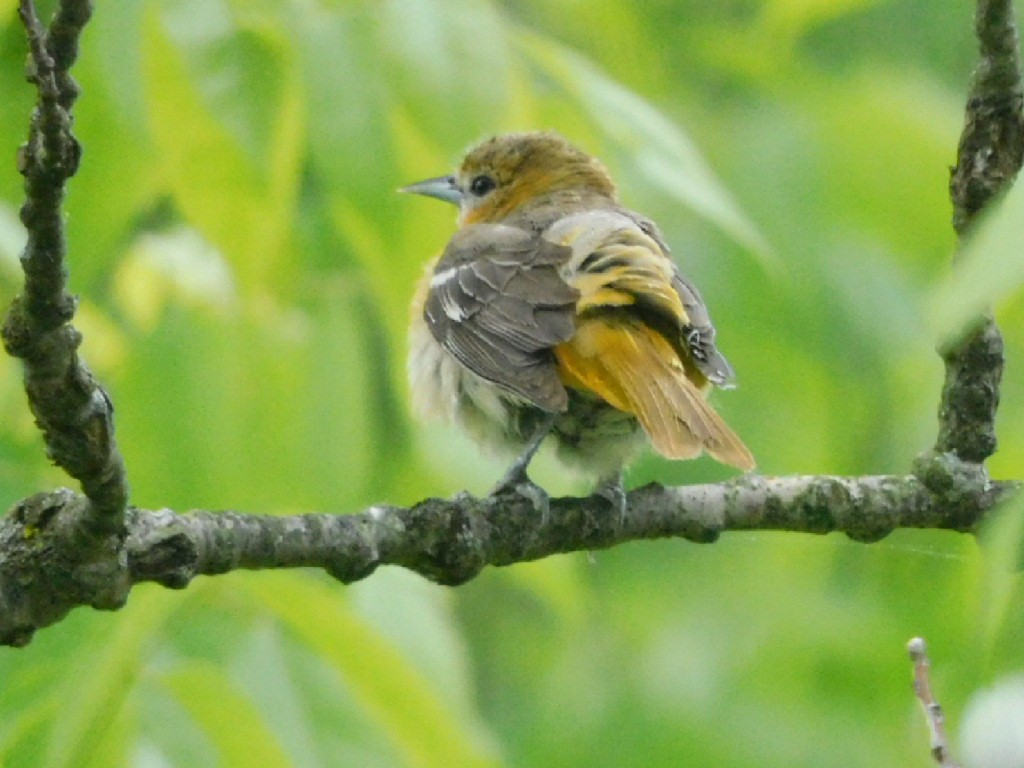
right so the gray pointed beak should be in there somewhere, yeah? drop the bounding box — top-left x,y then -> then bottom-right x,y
399,174 -> 462,205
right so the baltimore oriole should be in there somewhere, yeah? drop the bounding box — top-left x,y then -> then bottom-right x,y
404,131 -> 753,504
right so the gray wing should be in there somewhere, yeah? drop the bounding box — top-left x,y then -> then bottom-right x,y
671,272 -> 736,387
624,208 -> 737,388
424,224 -> 579,412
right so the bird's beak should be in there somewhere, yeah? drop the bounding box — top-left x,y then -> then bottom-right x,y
399,174 -> 462,206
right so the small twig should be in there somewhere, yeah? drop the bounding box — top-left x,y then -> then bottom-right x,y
908,637 -> 961,768
17,1 -> 55,96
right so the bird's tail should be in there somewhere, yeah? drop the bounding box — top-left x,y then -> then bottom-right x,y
554,318 -> 755,470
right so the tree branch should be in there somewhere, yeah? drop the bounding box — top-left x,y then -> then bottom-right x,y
0,474 -> 1016,646
908,637 -> 961,768
1,0 -> 128,535
933,0 -> 1023,464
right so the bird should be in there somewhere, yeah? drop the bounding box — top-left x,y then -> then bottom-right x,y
403,131 -> 754,508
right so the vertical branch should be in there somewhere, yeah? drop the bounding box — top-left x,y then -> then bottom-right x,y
1,0 -> 128,534
935,0 -> 1024,464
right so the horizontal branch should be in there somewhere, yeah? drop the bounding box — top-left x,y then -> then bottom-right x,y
0,470 -> 1015,647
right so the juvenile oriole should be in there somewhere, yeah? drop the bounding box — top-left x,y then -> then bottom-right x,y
404,131 -> 754,503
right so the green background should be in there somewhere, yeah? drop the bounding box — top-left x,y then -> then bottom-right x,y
1,1 -> 1023,766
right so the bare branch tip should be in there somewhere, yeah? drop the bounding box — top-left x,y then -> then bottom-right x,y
908,637 -> 961,768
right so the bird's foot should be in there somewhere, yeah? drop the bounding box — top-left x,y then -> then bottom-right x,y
594,473 -> 627,526
490,467 -> 551,526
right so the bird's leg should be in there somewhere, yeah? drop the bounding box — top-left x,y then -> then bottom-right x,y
489,413 -> 558,517
491,413 -> 557,493
594,470 -> 627,525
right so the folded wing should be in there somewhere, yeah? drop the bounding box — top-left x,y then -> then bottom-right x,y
546,211 -> 755,470
424,224 -> 579,412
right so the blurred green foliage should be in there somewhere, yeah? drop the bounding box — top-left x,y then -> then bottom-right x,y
1,1 -> 1023,766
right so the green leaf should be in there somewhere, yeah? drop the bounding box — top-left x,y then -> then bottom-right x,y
231,623 -> 321,768
0,16 -> 36,204
0,695 -> 59,763
303,281 -> 382,506
141,6 -> 304,291
515,30 -> 774,264
975,492 -> 1024,659
761,0 -> 882,39
809,71 -> 960,269
381,0 -> 514,144
160,660 -> 294,768
348,568 -> 484,725
246,574 -> 499,768
929,180 -> 1024,343
292,6 -> 394,215
38,591 -> 185,768
65,51 -> 161,291
113,279 -> 377,512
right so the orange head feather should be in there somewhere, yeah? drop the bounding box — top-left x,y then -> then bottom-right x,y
401,132 -> 618,225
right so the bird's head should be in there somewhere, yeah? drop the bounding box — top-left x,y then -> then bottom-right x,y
401,131 -> 617,225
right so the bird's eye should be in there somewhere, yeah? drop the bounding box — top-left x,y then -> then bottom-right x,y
469,174 -> 496,197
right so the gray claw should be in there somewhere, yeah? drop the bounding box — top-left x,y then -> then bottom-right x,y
595,473 -> 627,526
490,476 -> 551,527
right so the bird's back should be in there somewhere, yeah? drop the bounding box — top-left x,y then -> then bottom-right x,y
541,209 -> 754,470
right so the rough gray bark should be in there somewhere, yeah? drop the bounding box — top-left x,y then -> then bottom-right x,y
0,0 -> 1021,648
931,0 -> 1023,466
2,0 -> 127,533
1,473 -> 1015,647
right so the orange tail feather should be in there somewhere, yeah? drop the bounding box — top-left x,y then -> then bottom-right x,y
555,319 -> 755,471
